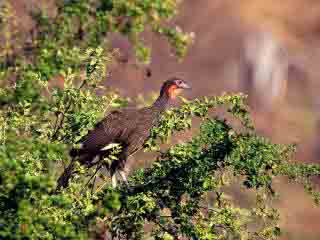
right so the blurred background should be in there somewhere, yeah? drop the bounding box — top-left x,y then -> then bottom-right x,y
5,0 -> 320,239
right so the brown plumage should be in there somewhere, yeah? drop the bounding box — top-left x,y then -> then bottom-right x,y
56,77 -> 191,190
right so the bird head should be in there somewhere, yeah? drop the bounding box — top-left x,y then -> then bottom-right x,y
160,77 -> 191,99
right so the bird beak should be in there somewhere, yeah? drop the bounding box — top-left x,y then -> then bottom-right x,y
179,82 -> 191,89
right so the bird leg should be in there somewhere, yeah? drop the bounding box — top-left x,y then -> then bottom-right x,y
111,171 -> 128,188
119,170 -> 128,186
110,144 -> 129,188
111,174 -> 118,188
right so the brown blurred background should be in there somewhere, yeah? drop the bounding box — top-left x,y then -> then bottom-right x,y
8,0 -> 320,239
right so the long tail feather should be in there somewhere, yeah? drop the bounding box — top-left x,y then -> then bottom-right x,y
56,159 -> 76,191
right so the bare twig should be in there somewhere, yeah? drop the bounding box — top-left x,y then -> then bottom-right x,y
82,164 -> 103,194
91,175 -> 97,195
51,98 -> 73,141
51,71 -> 88,141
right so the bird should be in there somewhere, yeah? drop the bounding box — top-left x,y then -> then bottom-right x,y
56,77 -> 191,190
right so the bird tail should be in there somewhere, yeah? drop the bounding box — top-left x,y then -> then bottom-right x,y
55,159 -> 76,192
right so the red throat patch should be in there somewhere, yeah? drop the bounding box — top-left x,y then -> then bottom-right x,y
167,85 -> 182,99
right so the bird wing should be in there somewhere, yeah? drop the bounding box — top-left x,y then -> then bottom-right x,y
79,109 -> 131,153
126,108 -> 160,155
77,107 -> 160,156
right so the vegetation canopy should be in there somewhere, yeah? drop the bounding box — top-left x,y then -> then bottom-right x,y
0,1 -> 320,239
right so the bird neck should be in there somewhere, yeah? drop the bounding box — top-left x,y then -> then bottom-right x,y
152,92 -> 172,112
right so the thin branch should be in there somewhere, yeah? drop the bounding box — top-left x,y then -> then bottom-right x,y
91,175 -> 97,195
78,79 -> 87,90
95,180 -> 109,194
51,111 -> 61,141
81,164 -> 103,194
51,72 -> 87,141
51,100 -> 72,141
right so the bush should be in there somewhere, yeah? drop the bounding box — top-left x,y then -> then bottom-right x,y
1,1 -> 320,239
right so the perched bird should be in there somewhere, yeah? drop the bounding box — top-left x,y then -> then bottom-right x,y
56,77 -> 191,190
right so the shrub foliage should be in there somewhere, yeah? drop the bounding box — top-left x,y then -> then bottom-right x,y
1,1 -> 320,239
